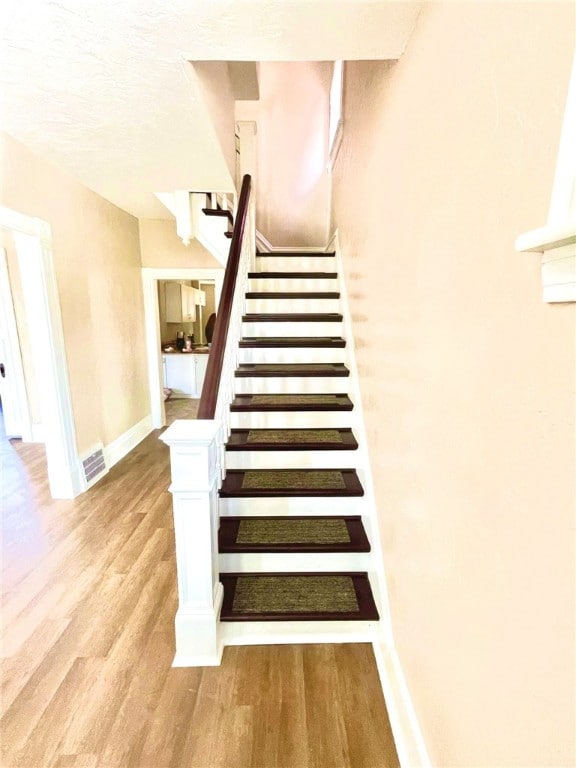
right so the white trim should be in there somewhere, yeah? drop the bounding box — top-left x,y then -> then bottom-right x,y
328,119 -> 344,173
515,224 -> 575,253
0,247 -> 32,440
331,229 -> 394,644
142,268 -> 224,429
372,640 -> 432,768
103,414 -> 153,469
255,230 -> 328,253
31,423 -> 45,443
0,207 -> 81,498
516,52 -> 576,303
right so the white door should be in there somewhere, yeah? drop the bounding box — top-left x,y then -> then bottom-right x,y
0,248 -> 29,438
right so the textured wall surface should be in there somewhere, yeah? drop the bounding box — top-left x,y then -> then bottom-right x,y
331,4 -> 575,766
0,132 -> 150,455
138,219 -> 222,270
255,62 -> 332,247
0,0 -> 420,218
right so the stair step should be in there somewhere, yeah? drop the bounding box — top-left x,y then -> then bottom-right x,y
219,516 -> 370,553
248,272 -> 338,279
220,468 -> 364,498
239,337 -> 346,348
230,394 -> 353,412
257,251 -> 336,258
226,427 -> 358,450
245,292 -> 340,299
202,207 -> 233,224
243,313 -> 343,322
219,571 -> 379,621
235,363 -> 349,378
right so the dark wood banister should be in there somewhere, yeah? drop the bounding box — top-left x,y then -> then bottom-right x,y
197,174 -> 252,419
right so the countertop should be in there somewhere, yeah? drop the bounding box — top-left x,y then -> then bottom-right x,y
162,347 -> 210,355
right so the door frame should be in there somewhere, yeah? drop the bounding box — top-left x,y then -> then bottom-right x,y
0,206 -> 80,498
0,246 -> 32,440
142,267 -> 224,429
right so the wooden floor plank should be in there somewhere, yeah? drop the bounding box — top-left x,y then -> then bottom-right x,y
0,416 -> 399,768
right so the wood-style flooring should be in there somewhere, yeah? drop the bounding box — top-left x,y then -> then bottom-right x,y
0,406 -> 399,768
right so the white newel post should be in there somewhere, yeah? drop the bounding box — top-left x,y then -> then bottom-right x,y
160,419 -> 224,666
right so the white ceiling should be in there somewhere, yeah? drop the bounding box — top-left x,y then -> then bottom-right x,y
0,0 -> 421,219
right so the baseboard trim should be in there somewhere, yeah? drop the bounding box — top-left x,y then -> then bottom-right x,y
256,231 -> 328,253
372,640 -> 432,768
104,414 -> 153,470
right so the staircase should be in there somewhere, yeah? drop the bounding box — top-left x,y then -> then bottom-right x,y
217,250 -> 380,640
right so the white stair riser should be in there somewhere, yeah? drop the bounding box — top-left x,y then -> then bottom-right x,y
238,347 -> 347,364
242,321 -> 343,337
246,298 -> 341,313
234,376 -> 348,394
219,552 -> 371,573
219,620 -> 378,647
219,496 -> 363,516
230,411 -> 356,429
248,278 -> 338,293
256,256 -> 336,272
225,449 -> 360,470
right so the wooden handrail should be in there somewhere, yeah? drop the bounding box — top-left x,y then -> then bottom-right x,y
197,174 -> 252,419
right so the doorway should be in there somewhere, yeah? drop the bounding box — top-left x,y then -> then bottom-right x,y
0,207 -> 80,499
142,267 -> 224,429
0,245 -> 31,440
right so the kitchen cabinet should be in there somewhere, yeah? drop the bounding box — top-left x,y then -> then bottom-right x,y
165,282 -> 196,323
194,353 -> 209,396
163,353 -> 209,398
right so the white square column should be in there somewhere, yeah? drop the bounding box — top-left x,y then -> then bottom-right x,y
160,419 -> 224,666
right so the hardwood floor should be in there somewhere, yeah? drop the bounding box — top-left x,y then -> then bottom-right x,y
0,411 -> 399,768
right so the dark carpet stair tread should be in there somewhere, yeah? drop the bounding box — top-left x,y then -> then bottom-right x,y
219,571 -> 379,621
226,428 -> 358,450
230,394 -> 353,411
220,469 -> 364,497
243,313 -> 344,322
239,337 -> 346,348
257,251 -> 336,258
202,208 -> 233,224
235,363 -> 349,377
248,272 -> 338,279
246,292 -> 340,299
219,516 -> 370,553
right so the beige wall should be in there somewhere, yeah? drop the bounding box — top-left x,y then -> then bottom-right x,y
331,4 -> 575,766
0,132 -> 149,455
255,62 -> 332,247
191,61 -> 237,184
139,218 -> 222,269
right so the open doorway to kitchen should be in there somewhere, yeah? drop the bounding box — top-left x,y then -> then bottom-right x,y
141,268 -> 223,429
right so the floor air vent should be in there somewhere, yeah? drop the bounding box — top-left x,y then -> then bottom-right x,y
81,445 -> 107,488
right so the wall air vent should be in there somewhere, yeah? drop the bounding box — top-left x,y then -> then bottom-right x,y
81,444 -> 107,488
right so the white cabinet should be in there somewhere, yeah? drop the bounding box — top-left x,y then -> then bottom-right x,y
194,353 -> 209,396
165,283 -> 196,323
163,353 -> 209,397
163,354 -> 196,396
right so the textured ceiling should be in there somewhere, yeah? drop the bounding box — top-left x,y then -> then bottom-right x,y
0,0 -> 421,219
